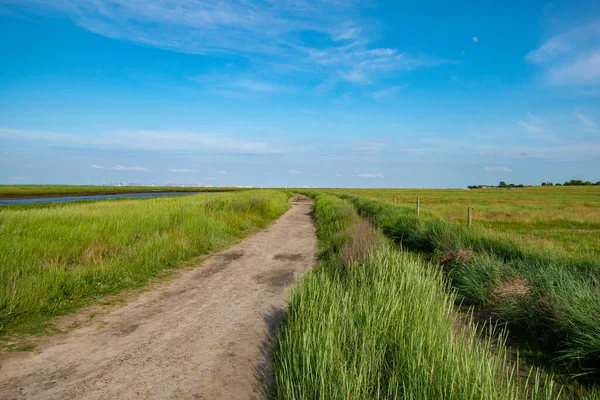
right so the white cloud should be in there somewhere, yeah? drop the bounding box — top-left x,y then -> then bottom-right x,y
484,166 -> 511,173
527,112 -> 543,124
236,79 -> 291,93
516,115 -> 553,141
333,22 -> 362,41
527,21 -> 600,87
218,170 -> 227,174
357,173 -> 384,178
575,112 -> 598,131
472,37 -> 478,43
168,168 -> 198,173
289,170 -> 302,174
92,164 -> 152,172
371,85 -> 408,99
334,92 -> 352,104
334,173 -> 342,177
517,121 -> 544,133
357,146 -> 381,152
0,128 -> 285,154
11,0 -> 452,90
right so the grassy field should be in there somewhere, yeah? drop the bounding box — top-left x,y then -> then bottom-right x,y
336,192 -> 600,388
0,190 -> 289,334
0,185 -> 240,198
272,193 -> 564,399
325,186 -> 600,261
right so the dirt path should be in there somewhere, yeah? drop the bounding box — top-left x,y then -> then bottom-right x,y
0,196 -> 316,400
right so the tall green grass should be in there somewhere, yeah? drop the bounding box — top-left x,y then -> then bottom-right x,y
0,190 -> 289,334
272,193 -> 560,399
343,194 -> 600,381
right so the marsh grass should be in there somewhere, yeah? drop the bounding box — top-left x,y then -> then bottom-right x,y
273,193 -> 561,399
0,190 -> 289,334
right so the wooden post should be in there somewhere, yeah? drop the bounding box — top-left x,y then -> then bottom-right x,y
417,198 -> 421,217
378,195 -> 380,202
468,207 -> 473,227
394,196 -> 397,206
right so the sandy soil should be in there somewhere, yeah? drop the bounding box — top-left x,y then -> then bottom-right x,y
0,196 -> 316,400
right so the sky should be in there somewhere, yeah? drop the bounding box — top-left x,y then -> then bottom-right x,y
0,0 -> 599,188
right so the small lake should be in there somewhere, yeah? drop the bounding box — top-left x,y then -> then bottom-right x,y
0,192 -> 204,206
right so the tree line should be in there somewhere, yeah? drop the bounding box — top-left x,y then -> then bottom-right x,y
468,179 -> 600,189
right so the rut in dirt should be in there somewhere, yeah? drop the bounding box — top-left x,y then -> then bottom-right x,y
0,196 -> 316,400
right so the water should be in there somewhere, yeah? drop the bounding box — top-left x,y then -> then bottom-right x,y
0,192 -> 205,206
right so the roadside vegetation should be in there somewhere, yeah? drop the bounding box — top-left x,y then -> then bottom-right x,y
272,193 -> 563,399
338,193 -> 600,392
0,190 -> 289,335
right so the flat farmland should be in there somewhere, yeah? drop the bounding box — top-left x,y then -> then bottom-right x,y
326,186 -> 600,261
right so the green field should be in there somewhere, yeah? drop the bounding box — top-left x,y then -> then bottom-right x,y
0,190 -> 289,334
0,185 -> 241,198
325,186 -> 600,261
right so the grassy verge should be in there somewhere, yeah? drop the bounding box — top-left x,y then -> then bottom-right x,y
0,190 -> 289,335
272,193 -> 561,399
342,194 -> 600,385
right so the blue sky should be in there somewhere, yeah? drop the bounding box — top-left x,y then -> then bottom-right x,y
1,0 -> 599,188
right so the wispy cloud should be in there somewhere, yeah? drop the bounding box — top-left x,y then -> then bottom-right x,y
527,21 -> 600,88
236,79 -> 291,93
357,173 -> 384,178
217,170 -> 227,174
0,128 -> 285,154
289,170 -> 302,174
92,164 -> 152,172
334,173 -> 342,177
484,166 -> 511,173
168,168 -> 198,173
516,114 -> 553,141
10,1 -> 453,91
517,121 -> 544,133
574,111 -> 598,131
371,85 -> 408,99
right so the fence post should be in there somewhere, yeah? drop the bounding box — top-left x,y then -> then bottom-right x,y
394,196 -> 397,206
417,197 -> 421,217
468,207 -> 473,227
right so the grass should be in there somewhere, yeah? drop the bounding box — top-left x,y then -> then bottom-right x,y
339,194 -> 600,386
0,190 -> 289,335
0,185 -> 240,198
272,193 -> 563,399
324,186 -> 600,261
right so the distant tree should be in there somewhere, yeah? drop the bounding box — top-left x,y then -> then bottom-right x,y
555,183 -> 562,186
596,181 -> 600,186
498,181 -> 507,188
541,182 -> 546,186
